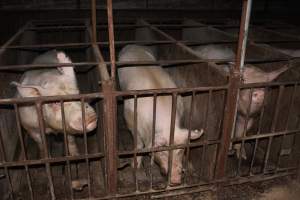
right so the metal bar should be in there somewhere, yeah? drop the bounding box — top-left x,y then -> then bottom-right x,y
215,71 -> 240,178
14,104 -> 34,200
133,95 -> 139,191
0,152 -> 104,168
1,57 -> 298,71
275,84 -> 297,172
167,93 -> 177,186
184,91 -> 195,184
237,88 -> 254,175
150,94 -> 157,189
263,86 -> 284,173
81,98 -> 92,197
35,103 -> 56,199
106,0 -> 116,80
60,101 -> 74,199
0,93 -> 102,105
0,127 -> 14,199
102,80 -> 117,195
69,171 -> 296,200
235,0 -> 252,71
91,0 -> 97,43
118,140 -> 221,157
199,90 -> 212,178
0,22 -> 31,56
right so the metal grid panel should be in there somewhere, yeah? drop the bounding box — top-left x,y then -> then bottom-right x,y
0,0 -> 300,199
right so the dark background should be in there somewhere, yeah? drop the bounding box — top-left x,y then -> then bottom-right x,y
1,0 -> 300,45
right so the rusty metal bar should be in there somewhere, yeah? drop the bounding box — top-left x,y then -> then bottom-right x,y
199,90 -> 212,178
184,91 -> 195,184
275,84 -> 297,172
150,94 -> 157,189
118,140 -> 221,157
69,170 -> 296,200
102,80 -> 118,195
0,22 -> 31,56
1,57 -> 298,71
215,71 -> 240,179
133,95 -> 139,191
167,93 -> 177,186
86,20 -> 110,81
0,152 -> 104,168
263,86 -> 284,173
0,93 -> 102,105
106,0 -> 117,80
91,0 -> 97,43
14,104 -> 34,200
35,103 -> 56,199
81,98 -> 92,197
0,127 -> 14,199
237,88 -> 254,175
60,101 -> 74,199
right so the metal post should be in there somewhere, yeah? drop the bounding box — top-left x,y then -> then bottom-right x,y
215,0 -> 252,178
102,80 -> 118,195
106,0 -> 116,80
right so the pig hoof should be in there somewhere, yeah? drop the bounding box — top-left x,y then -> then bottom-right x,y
71,179 -> 88,191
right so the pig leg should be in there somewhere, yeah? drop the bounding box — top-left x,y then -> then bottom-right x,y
67,135 -> 79,156
233,116 -> 253,160
132,134 -> 144,169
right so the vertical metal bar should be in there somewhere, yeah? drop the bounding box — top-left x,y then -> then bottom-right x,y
184,91 -> 195,184
263,86 -> 284,173
235,0 -> 252,72
237,88 -> 253,175
14,104 -> 34,200
0,128 -> 14,199
133,95 -> 138,191
150,94 -> 157,189
276,85 -> 296,172
91,0 -> 97,43
167,93 -> 177,186
106,0 -> 116,80
81,98 -> 92,197
102,80 -> 117,195
199,90 -> 212,178
60,101 -> 74,199
215,0 -> 252,179
36,103 -> 56,200
257,87 -> 268,135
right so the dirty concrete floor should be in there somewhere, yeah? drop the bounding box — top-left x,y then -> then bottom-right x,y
168,176 -> 300,200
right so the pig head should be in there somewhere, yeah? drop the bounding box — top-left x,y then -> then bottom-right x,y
234,65 -> 289,159
12,50 -> 97,156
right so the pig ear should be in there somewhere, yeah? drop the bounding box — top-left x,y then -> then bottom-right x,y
56,51 -> 76,77
190,129 -> 204,140
11,82 -> 42,97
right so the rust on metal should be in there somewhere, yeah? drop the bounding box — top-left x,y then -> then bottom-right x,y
102,80 -> 118,195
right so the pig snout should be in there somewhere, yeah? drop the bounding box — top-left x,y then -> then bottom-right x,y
69,111 -> 97,134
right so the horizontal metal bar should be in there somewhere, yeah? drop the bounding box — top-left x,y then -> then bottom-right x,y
0,152 -> 104,168
232,128 -> 300,142
118,139 -> 221,156
0,92 -> 102,105
71,170 -> 296,200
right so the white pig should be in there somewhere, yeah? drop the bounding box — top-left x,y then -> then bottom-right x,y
193,45 -> 289,159
12,50 -> 97,157
118,45 -> 203,185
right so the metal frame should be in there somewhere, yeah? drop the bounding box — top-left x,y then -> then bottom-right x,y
0,0 -> 300,199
